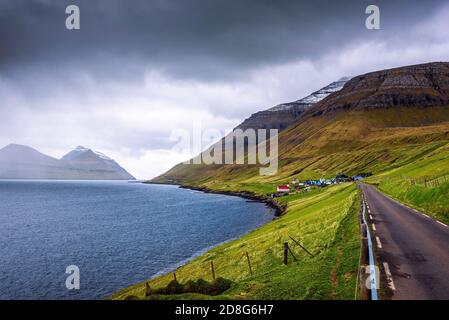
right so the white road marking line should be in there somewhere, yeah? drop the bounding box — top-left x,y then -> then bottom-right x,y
413,209 -> 419,213
422,213 -> 431,218
368,209 -> 371,214
376,236 -> 383,249
369,215 -> 373,220
372,224 -> 376,231
437,221 -> 448,227
383,262 -> 396,291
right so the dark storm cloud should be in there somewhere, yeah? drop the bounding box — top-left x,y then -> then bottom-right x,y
2,0 -> 449,178
0,0 -> 446,81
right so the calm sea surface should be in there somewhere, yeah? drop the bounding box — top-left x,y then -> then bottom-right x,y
0,180 -> 273,299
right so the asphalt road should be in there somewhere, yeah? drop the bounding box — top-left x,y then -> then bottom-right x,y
360,184 -> 449,300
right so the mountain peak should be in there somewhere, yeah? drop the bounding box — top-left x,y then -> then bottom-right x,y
0,143 -> 59,165
235,77 -> 350,132
63,146 -> 113,161
307,61 -> 449,117
3,143 -> 33,150
0,144 -> 135,180
268,77 -> 350,112
337,76 -> 351,82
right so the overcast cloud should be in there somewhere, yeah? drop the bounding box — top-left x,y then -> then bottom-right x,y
1,0 -> 449,178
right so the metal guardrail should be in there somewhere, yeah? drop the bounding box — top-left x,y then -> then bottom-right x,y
361,195 -> 379,300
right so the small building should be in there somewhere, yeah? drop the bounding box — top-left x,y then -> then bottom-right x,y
277,185 -> 290,193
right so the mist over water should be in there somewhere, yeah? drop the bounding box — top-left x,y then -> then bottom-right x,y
0,180 -> 273,299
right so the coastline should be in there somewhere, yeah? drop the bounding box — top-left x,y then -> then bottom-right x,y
113,211 -> 274,299
111,181 -> 282,299
179,185 -> 286,217
112,183 -> 360,300
146,183 -> 282,274
146,182 -> 286,217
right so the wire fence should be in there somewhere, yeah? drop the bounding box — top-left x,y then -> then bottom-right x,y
402,174 -> 449,188
149,234 -> 316,292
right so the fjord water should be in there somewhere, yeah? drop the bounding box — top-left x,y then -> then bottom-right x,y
0,180 -> 273,299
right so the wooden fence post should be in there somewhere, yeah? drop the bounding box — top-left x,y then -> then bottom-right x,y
145,282 -> 151,297
361,224 -> 367,238
246,252 -> 253,276
283,242 -> 288,265
173,272 -> 177,282
211,261 -> 216,281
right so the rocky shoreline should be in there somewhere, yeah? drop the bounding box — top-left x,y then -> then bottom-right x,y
178,185 -> 286,217
144,180 -> 286,217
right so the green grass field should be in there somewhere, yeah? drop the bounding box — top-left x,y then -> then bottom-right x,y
112,183 -> 361,300
367,143 -> 449,225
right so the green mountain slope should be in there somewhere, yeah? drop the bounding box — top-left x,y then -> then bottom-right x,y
153,62 -> 449,192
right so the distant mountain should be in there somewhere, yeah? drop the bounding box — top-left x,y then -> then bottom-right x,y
236,77 -> 349,132
0,144 -> 135,180
61,146 -> 135,179
0,144 -> 59,166
62,146 -> 113,162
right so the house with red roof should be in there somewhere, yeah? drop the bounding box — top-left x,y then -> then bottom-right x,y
276,185 -> 290,193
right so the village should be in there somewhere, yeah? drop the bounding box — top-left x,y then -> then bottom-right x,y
274,173 -> 371,196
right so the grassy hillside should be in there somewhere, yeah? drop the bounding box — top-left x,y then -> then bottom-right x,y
366,142 -> 449,225
154,107 -> 449,189
112,183 -> 361,300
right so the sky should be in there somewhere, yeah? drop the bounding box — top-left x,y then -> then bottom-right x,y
1,0 -> 449,179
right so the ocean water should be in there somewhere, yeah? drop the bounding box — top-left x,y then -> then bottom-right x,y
0,180 -> 273,299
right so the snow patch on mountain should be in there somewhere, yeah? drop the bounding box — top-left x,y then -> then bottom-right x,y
65,146 -> 113,161
268,77 -> 350,112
